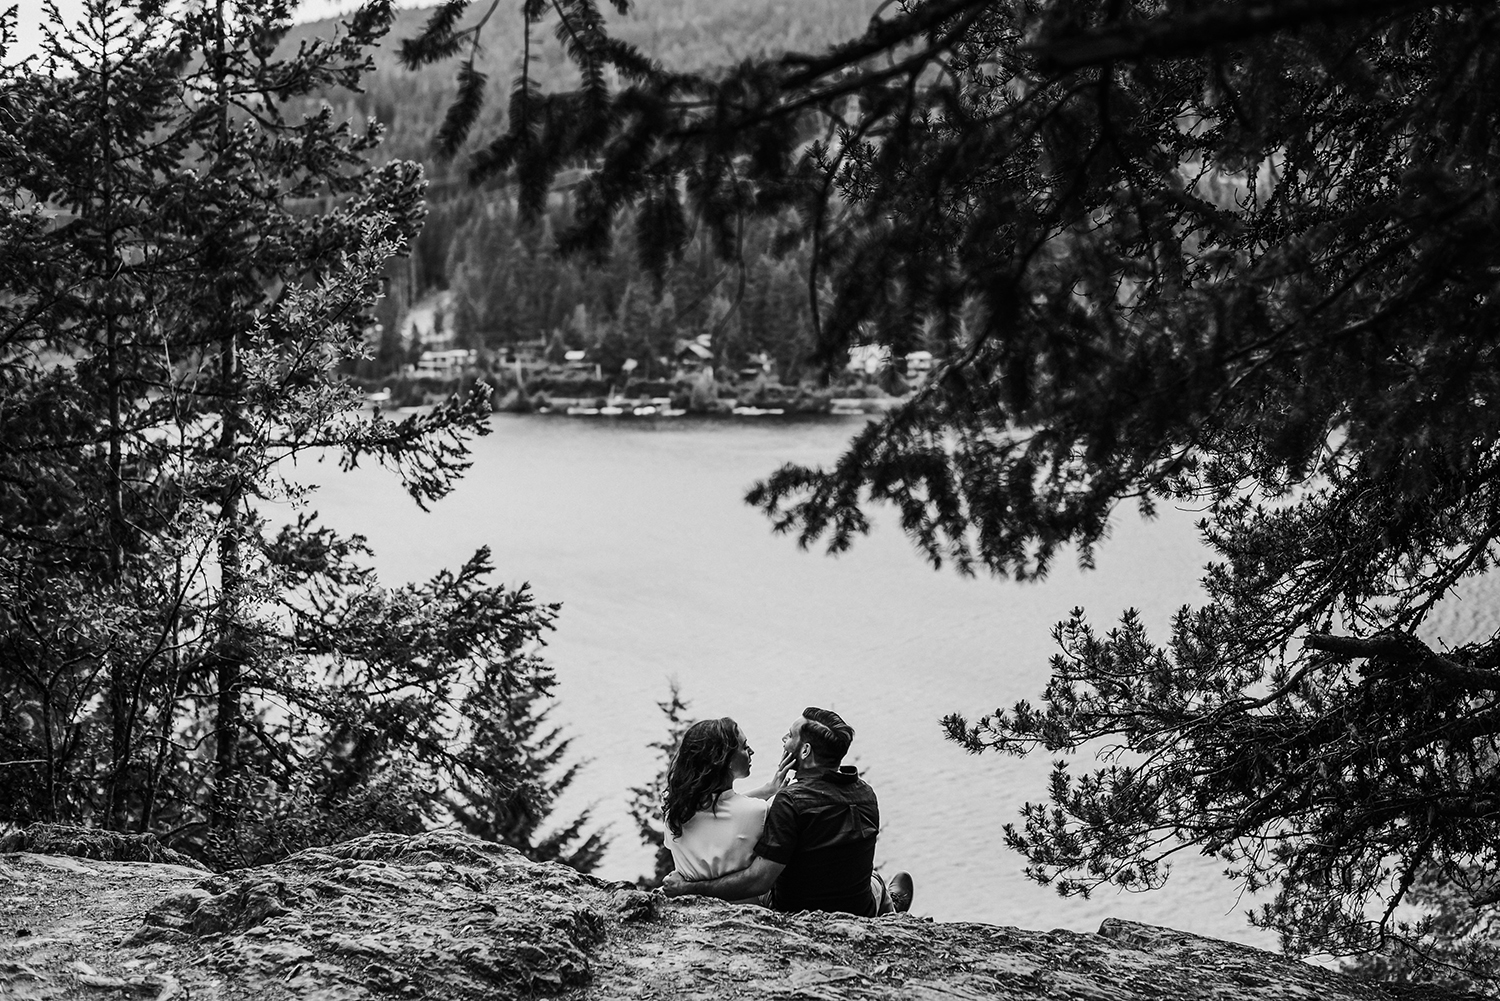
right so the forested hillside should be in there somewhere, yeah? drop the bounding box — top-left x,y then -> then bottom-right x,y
290,0 -> 882,382
294,0 -> 875,175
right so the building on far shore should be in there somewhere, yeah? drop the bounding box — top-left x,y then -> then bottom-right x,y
846,344 -> 890,375
676,335 -> 714,364
904,350 -> 934,381
414,349 -> 477,379
502,338 -> 549,366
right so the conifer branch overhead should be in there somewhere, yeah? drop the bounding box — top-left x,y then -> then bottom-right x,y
341,0 -> 396,50
398,0 -> 473,68
434,59 -> 487,159
1031,0 -> 1479,70
1303,632 -> 1500,693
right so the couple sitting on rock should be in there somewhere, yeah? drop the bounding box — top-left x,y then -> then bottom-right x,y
660,707 -> 913,916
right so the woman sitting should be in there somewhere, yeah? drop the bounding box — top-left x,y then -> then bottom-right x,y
663,718 -> 791,886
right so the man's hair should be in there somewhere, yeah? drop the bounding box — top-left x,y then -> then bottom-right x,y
800,707 -> 854,763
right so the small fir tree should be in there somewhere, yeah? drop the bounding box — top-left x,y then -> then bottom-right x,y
625,682 -> 692,887
447,656 -> 608,873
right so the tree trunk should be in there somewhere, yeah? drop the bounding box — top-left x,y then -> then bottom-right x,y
208,0 -> 245,831
95,6 -> 135,832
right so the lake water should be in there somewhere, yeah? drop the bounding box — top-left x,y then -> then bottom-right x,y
286,414 -> 1497,949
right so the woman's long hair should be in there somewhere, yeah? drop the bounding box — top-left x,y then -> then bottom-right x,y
663,717 -> 740,838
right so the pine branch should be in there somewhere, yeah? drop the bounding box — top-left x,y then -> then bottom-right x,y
1033,0 -> 1474,71
598,36 -> 659,84
1304,633 -> 1500,694
434,59 -> 487,159
343,0 -> 396,50
397,0 -> 472,69
551,0 -> 608,109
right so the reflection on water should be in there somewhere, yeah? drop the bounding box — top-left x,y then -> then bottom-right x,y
285,414 -> 1495,947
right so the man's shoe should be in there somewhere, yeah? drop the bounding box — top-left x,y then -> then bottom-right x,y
888,871 -> 914,913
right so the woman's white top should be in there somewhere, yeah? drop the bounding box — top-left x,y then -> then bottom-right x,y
666,790 -> 769,880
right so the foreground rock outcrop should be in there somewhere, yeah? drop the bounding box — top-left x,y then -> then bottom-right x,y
0,828 -> 1474,1000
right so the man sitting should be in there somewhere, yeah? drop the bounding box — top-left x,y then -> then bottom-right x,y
661,706 -> 912,916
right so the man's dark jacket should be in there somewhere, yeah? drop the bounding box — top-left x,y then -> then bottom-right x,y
754,765 -> 879,916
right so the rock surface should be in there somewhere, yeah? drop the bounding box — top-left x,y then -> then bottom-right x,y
0,829 -> 1475,1000
0,824 -> 206,871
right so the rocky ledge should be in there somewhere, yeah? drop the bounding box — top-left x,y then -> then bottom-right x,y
0,828 -> 1473,1000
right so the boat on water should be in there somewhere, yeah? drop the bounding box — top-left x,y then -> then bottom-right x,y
559,394 -> 688,417
564,404 -> 688,417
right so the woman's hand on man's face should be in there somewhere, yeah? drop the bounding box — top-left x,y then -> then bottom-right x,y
772,749 -> 797,791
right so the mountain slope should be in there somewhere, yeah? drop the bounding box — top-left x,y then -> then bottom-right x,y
288,0 -> 880,175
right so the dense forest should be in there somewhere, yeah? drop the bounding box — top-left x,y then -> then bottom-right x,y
290,0 -> 881,386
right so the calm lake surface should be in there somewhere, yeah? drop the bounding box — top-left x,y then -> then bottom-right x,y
286,414 -> 1497,947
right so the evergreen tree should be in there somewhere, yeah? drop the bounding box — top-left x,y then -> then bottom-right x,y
0,0 -> 579,870
625,682 -> 692,887
447,653 -> 609,872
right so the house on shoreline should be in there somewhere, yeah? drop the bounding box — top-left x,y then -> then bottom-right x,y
413,348 -> 477,379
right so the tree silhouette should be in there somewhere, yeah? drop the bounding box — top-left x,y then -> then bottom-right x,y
0,0 -> 579,872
